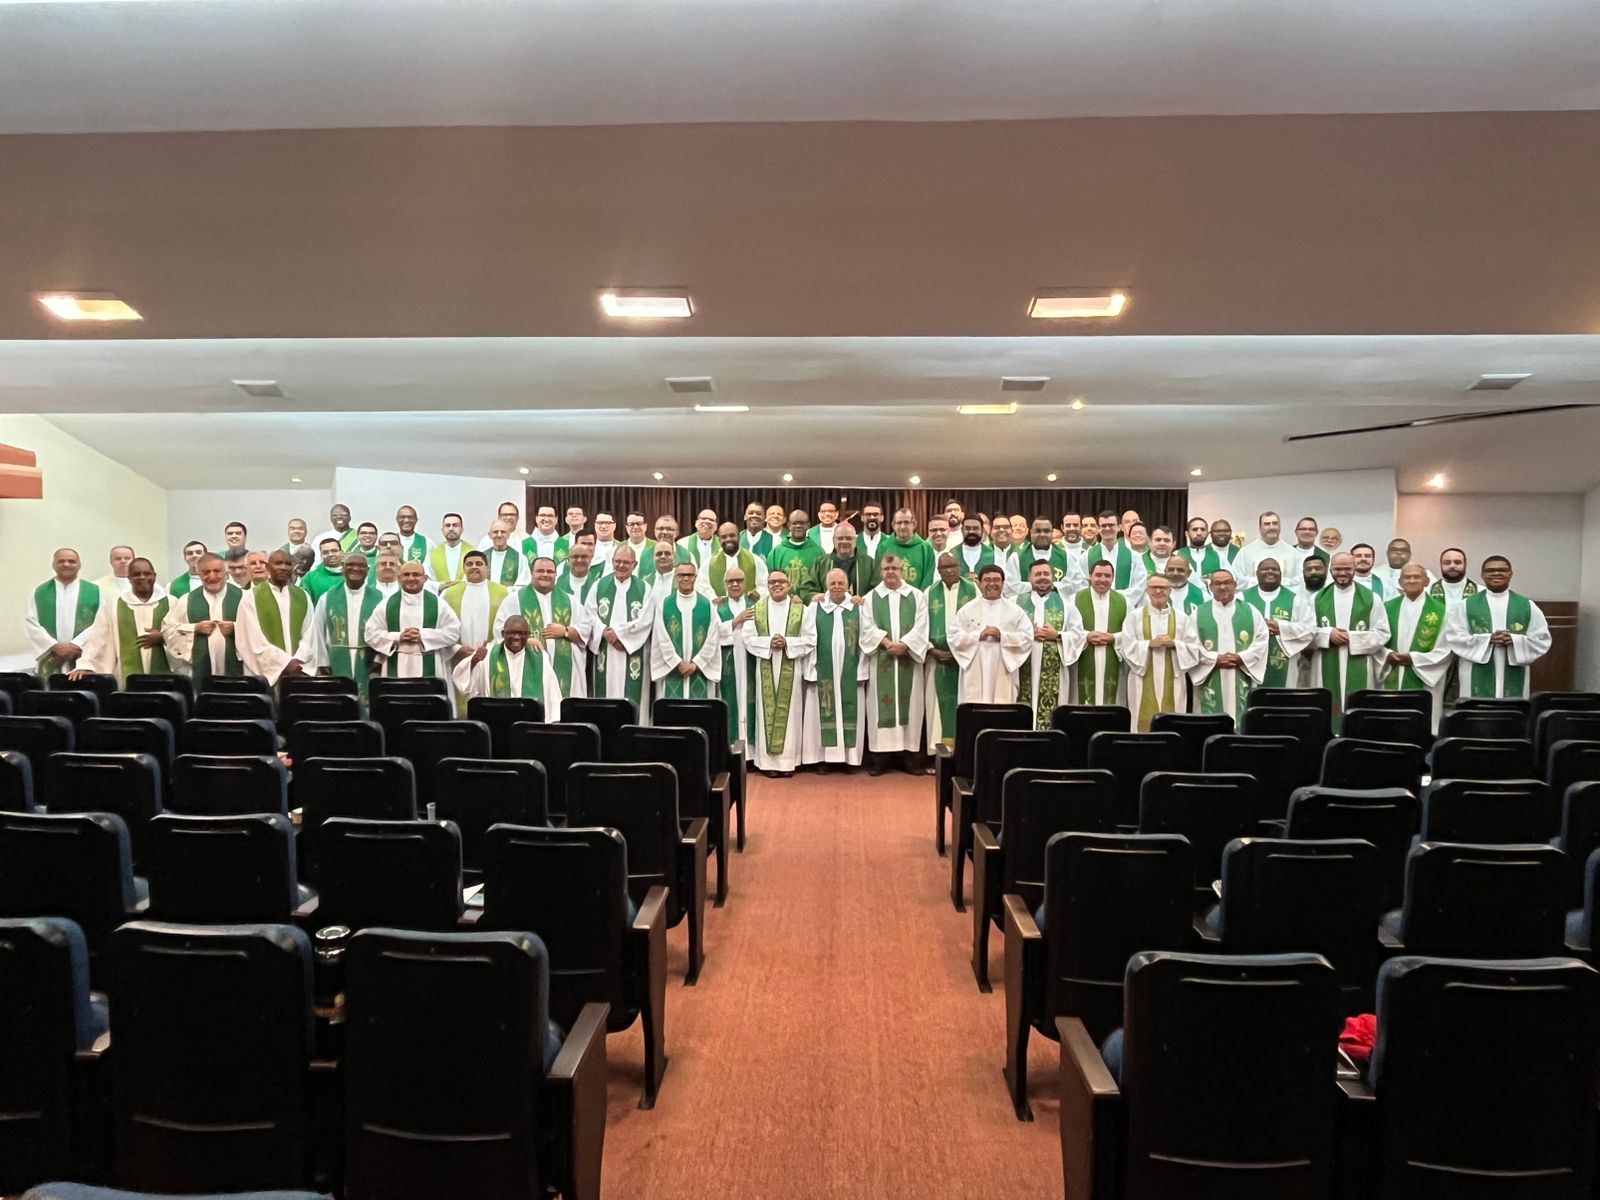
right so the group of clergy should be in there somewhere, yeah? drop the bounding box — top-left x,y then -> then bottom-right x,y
24,499 -> 1552,775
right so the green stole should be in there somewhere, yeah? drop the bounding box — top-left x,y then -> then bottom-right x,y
870,588 -> 918,730
1429,577 -> 1478,602
116,595 -> 171,679
1241,586 -> 1297,687
399,533 -> 429,564
382,589 -> 442,677
185,585 -> 243,680
32,579 -> 101,675
659,592 -> 715,700
1019,543 -> 1071,584
1383,593 -> 1446,692
325,585 -> 383,696
743,529 -> 775,558
443,581 -> 510,636
753,597 -> 805,754
813,602 -> 861,748
1073,588 -> 1127,703
592,573 -> 649,706
927,579 -> 977,744
337,528 -> 360,553
551,535 -> 573,566
1017,589 -> 1066,729
1088,539 -> 1135,589
718,595 -> 757,744
1197,542 -> 1240,576
709,548 -> 760,597
1136,606 -> 1178,732
675,538 -> 716,567
1465,590 -> 1534,698
1360,575 -> 1386,599
488,642 -> 544,699
953,541 -> 996,584
1194,602 -> 1258,715
558,568 -> 602,607
169,573 -> 198,599
252,583 -> 310,655
428,543 -> 465,582
489,550 -> 522,586
1313,585 -> 1375,723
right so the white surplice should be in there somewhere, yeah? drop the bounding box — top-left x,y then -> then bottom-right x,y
23,578 -> 106,672
858,582 -> 931,753
947,596 -> 1034,703
1378,592 -> 1456,729
1120,603 -> 1202,730
649,590 -> 723,695
1444,590 -> 1552,700
1018,588 -> 1088,725
236,583 -> 320,683
88,586 -> 170,682
451,644 -> 564,719
502,586 -> 594,699
801,596 -> 869,766
363,589 -> 462,692
1187,599 -> 1269,723
1067,588 -> 1129,708
716,598 -> 759,754
744,596 -> 813,772
1286,584 -> 1391,714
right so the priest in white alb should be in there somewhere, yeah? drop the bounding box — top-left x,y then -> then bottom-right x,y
24,548 -> 106,679
947,564 -> 1033,703
858,553 -> 930,772
1284,551 -> 1391,730
364,561 -> 462,691
1068,559 -> 1129,706
651,561 -> 722,704
452,614 -> 564,715
1121,575 -> 1201,731
801,568 -> 869,769
161,553 -> 245,684
502,556 -> 593,702
1187,569 -> 1268,724
306,553 -> 383,701
444,551 -> 512,678
1444,555 -> 1551,701
1017,559 -> 1087,729
587,545 -> 655,719
716,566 -> 759,757
84,557 -> 171,684
235,549 -> 319,683
924,552 -> 978,750
1378,562 -> 1452,730
745,568 -> 813,777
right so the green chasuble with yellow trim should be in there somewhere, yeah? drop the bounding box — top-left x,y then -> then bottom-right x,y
1241,585 -> 1296,688
185,583 -> 243,682
926,578 -> 977,745
870,588 -> 918,730
115,595 -> 171,680
591,573 -> 650,707
753,596 -> 806,755
718,595 -> 757,744
813,602 -> 861,748
32,579 -> 101,676
1383,593 -> 1446,693
659,592 -> 716,700
1073,588 -> 1127,704
1017,589 -> 1067,729
325,584 -> 384,698
1193,600 -> 1259,716
1464,589 -> 1534,699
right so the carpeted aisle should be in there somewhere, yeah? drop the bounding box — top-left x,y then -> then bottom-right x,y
601,769 -> 1063,1199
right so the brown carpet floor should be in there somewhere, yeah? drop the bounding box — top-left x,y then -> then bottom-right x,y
601,768 -> 1063,1199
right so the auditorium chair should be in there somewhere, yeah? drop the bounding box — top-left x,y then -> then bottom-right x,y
1455,696 -> 1529,715
433,757 -> 548,873
559,696 -> 636,759
0,716 -> 75,774
193,691 -> 276,722
1085,730 -> 1188,830
125,671 -> 196,706
1148,711 -> 1233,769
1209,837 -> 1381,1012
1137,772 -> 1259,903
43,752 -> 164,868
1286,786 -> 1418,911
0,689 -> 9,715
104,689 -> 187,726
1341,706 -> 1429,748
369,693 -> 451,748
1527,690 -> 1600,731
278,674 -> 357,700
1556,783 -> 1600,907
1241,705 -> 1332,774
0,812 -> 145,964
568,762 -> 707,986
1340,956 -> 1600,1199
467,695 -> 545,757
951,728 -> 1069,910
1003,831 -> 1194,1120
394,718 -> 491,809
482,823 -> 669,1108
279,691 -> 361,729
49,672 -> 116,705
1535,710 -> 1600,772
1379,841 -> 1567,959
307,818 -> 465,932
618,724 -> 732,906
20,688 -> 100,727
1057,951 -> 1343,1200
182,718 -> 278,757
1245,685 -> 1333,721
1349,687 -> 1433,722
970,768 -> 1118,991
1319,737 -> 1424,794
1419,777 -> 1557,845
0,670 -> 44,708
292,757 -> 417,841
1,749 -> 36,812
655,696 -> 748,851
79,717 -> 175,781
1048,704 -> 1133,768
367,674 -> 448,702
1202,732 -> 1307,824
200,673 -> 275,698
1429,735 -> 1536,781
170,754 -> 288,816
1563,846 -> 1600,961
108,922 -> 315,1193
936,702 -> 1030,855
144,813 -> 316,925
1439,706 -> 1527,741
285,718 -> 385,762
342,928 -> 608,1200
506,722 -> 601,824
1548,740 -> 1600,806
0,917 -> 108,1195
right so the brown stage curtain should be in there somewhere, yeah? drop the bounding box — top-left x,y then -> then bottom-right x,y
526,485 -> 1188,536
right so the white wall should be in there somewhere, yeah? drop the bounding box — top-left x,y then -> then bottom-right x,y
333,467 -> 526,539
0,415 -> 168,664
1395,492 -> 1584,601
1580,485 -> 1600,691
1187,468 -> 1397,552
166,487 -> 334,568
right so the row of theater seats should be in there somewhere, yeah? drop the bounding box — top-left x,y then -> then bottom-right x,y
932,689 -> 1600,1196
0,669 -> 756,1195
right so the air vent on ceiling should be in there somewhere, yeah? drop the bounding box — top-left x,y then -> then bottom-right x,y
1000,376 -> 1050,392
666,376 -> 714,395
1282,402 -> 1596,444
232,379 -> 284,399
1467,373 -> 1533,391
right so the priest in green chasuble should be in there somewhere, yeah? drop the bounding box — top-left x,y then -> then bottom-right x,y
1240,557 -> 1298,688
1187,569 -> 1269,723
236,549 -> 319,684
587,545 -> 656,719
161,553 -> 244,682
363,561 -> 462,691
1121,575 -> 1201,731
1443,555 -> 1551,701
24,547 -> 106,678
1017,560 -> 1087,729
716,567 -> 760,755
651,562 -> 722,703
801,568 -> 868,769
301,538 -> 347,604
1164,556 -> 1207,614
924,552 -> 978,749
858,554 -> 931,771
1378,562 -> 1452,730
879,509 -> 935,590
503,556 -> 592,701
801,523 -> 877,603
307,552 -> 383,701
1283,552 -> 1390,730
1013,517 -> 1081,599
85,557 -> 170,684
768,509 -> 824,582
452,615 -> 564,715
710,521 -> 767,598
745,569 -> 814,776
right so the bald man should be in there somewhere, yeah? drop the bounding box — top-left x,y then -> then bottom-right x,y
235,548 -> 318,683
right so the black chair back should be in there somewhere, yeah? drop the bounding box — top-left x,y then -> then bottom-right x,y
1440,706 -> 1527,741
1216,838 -> 1380,1008
1341,707 -> 1429,748
125,672 -> 196,705
654,697 -> 734,779
1348,688 -> 1432,721
466,696 -> 545,757
367,675 -> 449,701
49,673 -> 116,704
104,689 -> 188,726
953,702 -> 1034,776
1456,696 -> 1530,713
79,716 -> 175,778
1319,737 -> 1424,794
568,762 -> 683,923
1120,951 -> 1343,1199
1575,844 -> 1600,950
0,750 -> 33,812
1138,772 -> 1259,896
560,696 -> 638,759
1398,841 -> 1567,958
1536,710 -> 1600,772
18,689 -> 99,726
1286,785 -> 1418,911
0,716 -> 74,774
0,672 -> 43,709
343,928 -> 553,1199
170,754 -> 288,816
397,720 -> 492,808
307,818 -> 463,931
618,724 -> 712,820
370,693 -> 452,746
1430,736 -> 1536,782
1370,956 -> 1600,1199
1085,731 -> 1188,827
506,722 -> 601,822
1202,732 -> 1306,822
280,691 -> 362,728
1040,831 -> 1194,1041
278,673 -> 357,699
998,768 -> 1119,912
109,921 -> 312,1193
434,758 -> 548,871
193,691 -> 275,722
972,729 -> 1070,826
286,718 -> 385,762
1527,690 -> 1600,732
199,674 -> 274,697
1246,686 -> 1333,721
1149,711 -> 1234,770
182,718 -> 277,757
1549,739 -> 1600,803
0,811 -> 138,952
145,813 -> 300,924
1420,778 -> 1556,845
42,752 -> 163,866
1241,705 -> 1332,764
292,757 -> 418,836
1049,705 -> 1132,768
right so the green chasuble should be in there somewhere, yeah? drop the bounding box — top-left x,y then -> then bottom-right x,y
870,589 -> 919,730
32,579 -> 102,676
1017,544 -> 1072,587
323,585 -> 383,698
337,528 -> 360,553
252,582 -> 311,654
709,548 -> 761,598
1383,593 -> 1446,693
659,592 -> 716,700
550,535 -> 574,566
813,603 -> 861,748
185,584 -> 244,682
753,596 -> 806,755
878,536 -> 935,590
168,573 -> 199,599
1073,588 -> 1128,704
114,596 -> 171,679
380,589 -> 444,677
768,537 -> 824,581
1464,590 -> 1534,698
428,543 -> 466,583
591,573 -> 650,707
487,642 -> 545,699
514,586 -> 578,696
1193,601 -> 1259,716
718,595 -> 757,744
1241,586 -> 1298,688
1017,589 -> 1067,729
801,552 -> 880,604
926,578 -> 977,745
398,533 -> 430,564
1087,539 -> 1137,589
1135,605 -> 1179,733
302,564 -> 345,604
1314,584 -> 1375,727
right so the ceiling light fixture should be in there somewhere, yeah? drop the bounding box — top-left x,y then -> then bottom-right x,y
599,289 -> 692,320
518,467 -> 530,476
290,476 -> 302,484
1467,373 -> 1533,391
908,475 -> 922,486
1190,468 -> 1203,477
1000,376 -> 1050,392
1427,472 -> 1447,489
957,402 -> 1019,416
1070,398 -> 1085,411
694,403 -> 749,413
1045,473 -> 1058,482
652,471 -> 665,481
35,291 -> 142,322
781,473 -> 794,483
232,380 -> 284,399
1028,290 -> 1128,320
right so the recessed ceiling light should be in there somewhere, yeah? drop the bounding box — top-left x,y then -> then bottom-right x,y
232,380 -> 283,399
35,291 -> 142,322
518,467 -> 530,476
1070,398 -> 1086,411
652,471 -> 665,481
1190,468 -> 1203,477
666,376 -> 714,394
1028,290 -> 1128,320
1045,473 -> 1058,482
957,402 -> 1020,416
1000,376 -> 1050,392
908,474 -> 922,486
1427,472 -> 1447,489
600,289 -> 692,320
781,473 -> 794,483
694,403 -> 749,413
1467,373 -> 1532,391
290,476 -> 302,484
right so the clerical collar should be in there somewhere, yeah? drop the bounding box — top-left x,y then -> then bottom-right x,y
344,584 -> 366,594
786,538 -> 807,547
821,596 -> 852,611
1030,589 -> 1053,600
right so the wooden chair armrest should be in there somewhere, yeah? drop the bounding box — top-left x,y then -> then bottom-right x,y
974,823 -> 1001,853
292,891 -> 320,922
548,1001 -> 610,1200
634,884 -> 669,934
1058,1016 -> 1122,1200
1003,892 -> 1041,942
456,906 -> 483,927
933,742 -> 953,760
711,771 -> 730,796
